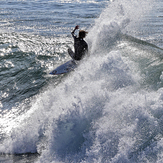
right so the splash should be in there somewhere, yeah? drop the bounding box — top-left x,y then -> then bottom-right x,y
87,0 -> 154,54
1,0 -> 163,163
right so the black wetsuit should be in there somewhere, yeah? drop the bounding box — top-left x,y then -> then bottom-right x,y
70,31 -> 88,60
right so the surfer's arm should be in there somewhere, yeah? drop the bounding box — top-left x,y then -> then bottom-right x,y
71,25 -> 79,38
86,44 -> 88,52
85,44 -> 88,55
83,43 -> 88,56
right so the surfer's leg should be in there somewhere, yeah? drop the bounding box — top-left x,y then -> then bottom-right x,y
68,48 -> 75,60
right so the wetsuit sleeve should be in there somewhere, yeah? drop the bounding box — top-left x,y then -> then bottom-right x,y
85,42 -> 88,54
86,43 -> 88,52
71,28 -> 77,39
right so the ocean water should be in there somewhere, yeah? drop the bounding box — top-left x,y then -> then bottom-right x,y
0,0 -> 163,162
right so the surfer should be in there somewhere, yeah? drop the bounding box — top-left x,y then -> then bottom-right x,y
68,25 -> 88,61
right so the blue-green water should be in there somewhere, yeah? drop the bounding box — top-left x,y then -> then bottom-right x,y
1,0 -> 163,162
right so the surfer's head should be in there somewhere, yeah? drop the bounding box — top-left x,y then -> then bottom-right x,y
79,30 -> 88,38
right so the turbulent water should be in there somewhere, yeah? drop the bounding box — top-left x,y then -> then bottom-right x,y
1,0 -> 163,162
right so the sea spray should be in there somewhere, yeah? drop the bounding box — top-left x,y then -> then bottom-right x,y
0,0 -> 162,163
87,0 -> 154,55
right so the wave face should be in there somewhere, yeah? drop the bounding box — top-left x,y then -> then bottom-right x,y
1,0 -> 163,163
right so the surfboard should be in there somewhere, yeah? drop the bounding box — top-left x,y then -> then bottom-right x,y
49,60 -> 77,75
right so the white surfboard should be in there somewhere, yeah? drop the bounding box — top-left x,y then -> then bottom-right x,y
49,60 -> 77,75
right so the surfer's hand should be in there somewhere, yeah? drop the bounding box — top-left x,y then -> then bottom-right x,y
75,25 -> 79,30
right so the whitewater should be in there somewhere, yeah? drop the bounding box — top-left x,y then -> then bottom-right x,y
0,0 -> 163,162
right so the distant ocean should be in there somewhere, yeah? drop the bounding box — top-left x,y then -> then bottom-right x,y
0,0 -> 163,162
